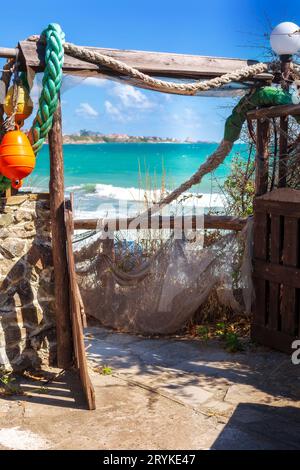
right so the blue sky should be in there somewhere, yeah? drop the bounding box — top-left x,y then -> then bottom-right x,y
1,0 -> 300,140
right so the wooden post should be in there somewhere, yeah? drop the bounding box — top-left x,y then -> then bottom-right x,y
255,119 -> 270,196
48,95 -> 73,369
278,116 -> 288,187
278,56 -> 291,188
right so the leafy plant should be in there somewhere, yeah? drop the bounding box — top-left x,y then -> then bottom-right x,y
215,322 -> 226,337
222,153 -> 255,218
101,365 -> 112,375
224,332 -> 243,353
0,370 -> 22,396
196,325 -> 209,341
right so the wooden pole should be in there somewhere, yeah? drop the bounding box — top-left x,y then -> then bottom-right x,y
255,119 -> 270,196
49,95 -> 73,369
278,56 -> 291,188
278,115 -> 288,187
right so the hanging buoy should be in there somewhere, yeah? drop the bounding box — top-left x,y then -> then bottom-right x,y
0,128 -> 36,189
4,84 -> 33,124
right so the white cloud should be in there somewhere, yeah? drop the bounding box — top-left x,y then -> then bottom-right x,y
104,100 -> 127,122
171,108 -> 202,128
75,102 -> 99,118
111,83 -> 154,109
83,77 -> 108,87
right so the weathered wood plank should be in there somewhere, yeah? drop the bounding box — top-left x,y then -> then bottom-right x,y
253,211 -> 268,260
253,259 -> 300,289
251,324 -> 295,354
73,214 -> 246,232
247,104 -> 300,120
65,199 -> 96,410
0,47 -> 18,58
268,215 -> 281,330
18,40 -> 264,80
254,199 -> 300,218
281,217 -> 299,335
253,210 -> 269,326
48,96 -> 73,369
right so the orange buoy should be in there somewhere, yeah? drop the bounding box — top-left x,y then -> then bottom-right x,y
0,129 -> 35,188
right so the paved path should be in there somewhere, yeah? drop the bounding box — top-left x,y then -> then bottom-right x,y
0,327 -> 300,449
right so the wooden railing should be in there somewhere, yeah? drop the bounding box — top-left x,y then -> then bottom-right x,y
74,214 -> 247,232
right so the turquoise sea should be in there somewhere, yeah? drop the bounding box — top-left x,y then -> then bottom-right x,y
23,142 -> 247,218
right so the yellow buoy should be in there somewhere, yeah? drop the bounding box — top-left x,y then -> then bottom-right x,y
4,84 -> 33,124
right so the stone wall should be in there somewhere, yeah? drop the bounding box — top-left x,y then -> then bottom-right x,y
0,194 -> 56,370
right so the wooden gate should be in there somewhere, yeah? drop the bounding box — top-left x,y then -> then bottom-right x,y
252,188 -> 300,353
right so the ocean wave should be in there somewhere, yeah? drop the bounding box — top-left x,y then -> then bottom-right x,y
91,183 -> 225,207
66,183 -> 97,193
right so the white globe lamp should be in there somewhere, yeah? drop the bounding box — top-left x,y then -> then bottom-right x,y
270,22 -> 300,57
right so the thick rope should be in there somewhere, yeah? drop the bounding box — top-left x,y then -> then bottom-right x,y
63,44 -> 269,95
27,24 -> 65,154
139,84 -> 296,216
28,35 -> 268,96
142,140 -> 233,217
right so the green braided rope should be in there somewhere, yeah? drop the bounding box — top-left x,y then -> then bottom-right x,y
28,23 -> 65,154
0,24 -> 65,193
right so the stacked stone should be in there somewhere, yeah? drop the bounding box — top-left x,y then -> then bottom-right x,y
0,194 -> 56,370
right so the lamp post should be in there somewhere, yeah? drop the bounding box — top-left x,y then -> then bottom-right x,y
270,21 -> 300,88
270,22 -> 300,187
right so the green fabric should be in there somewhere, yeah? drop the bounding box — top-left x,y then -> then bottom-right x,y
224,86 -> 298,142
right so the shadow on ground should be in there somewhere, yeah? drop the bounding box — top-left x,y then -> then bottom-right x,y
4,369 -> 87,410
85,327 -> 300,404
212,403 -> 300,450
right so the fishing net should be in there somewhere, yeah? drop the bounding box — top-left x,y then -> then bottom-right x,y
74,221 -> 252,335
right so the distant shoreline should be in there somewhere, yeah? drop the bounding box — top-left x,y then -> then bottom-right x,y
61,141 -> 216,145
60,139 -> 218,145
60,133 -> 217,145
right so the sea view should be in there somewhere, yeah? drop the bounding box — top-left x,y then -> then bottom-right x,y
23,142 -> 247,219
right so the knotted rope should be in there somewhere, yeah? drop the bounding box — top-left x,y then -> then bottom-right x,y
63,43 -> 268,95
143,139 -> 233,217
28,34 -> 268,96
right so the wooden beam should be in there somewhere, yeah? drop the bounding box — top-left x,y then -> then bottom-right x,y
74,214 -> 247,232
48,95 -> 73,369
18,40 -> 266,81
247,103 -> 300,120
255,119 -> 270,196
0,47 -> 18,58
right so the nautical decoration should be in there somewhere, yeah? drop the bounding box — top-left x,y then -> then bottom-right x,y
4,83 -> 33,124
0,128 -> 36,189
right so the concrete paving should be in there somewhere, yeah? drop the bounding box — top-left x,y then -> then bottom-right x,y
0,327 -> 300,449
